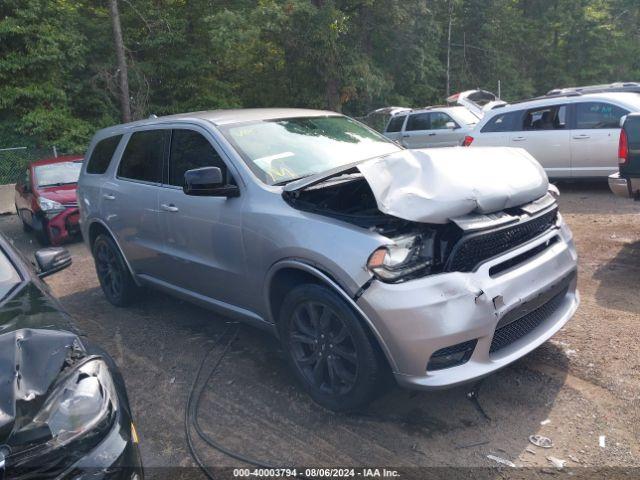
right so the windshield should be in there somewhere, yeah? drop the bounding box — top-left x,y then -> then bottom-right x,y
220,116 -> 401,185
34,161 -> 82,187
0,249 -> 20,303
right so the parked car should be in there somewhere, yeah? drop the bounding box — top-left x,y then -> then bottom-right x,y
0,233 -> 143,479
14,155 -> 83,245
466,92 -> 640,178
78,109 -> 578,411
383,106 -> 480,148
609,113 -> 640,198
446,89 -> 507,118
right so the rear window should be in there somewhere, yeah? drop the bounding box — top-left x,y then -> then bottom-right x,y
385,115 -> 406,133
481,111 -> 521,133
86,135 -> 123,174
118,130 -> 168,183
624,115 -> 640,143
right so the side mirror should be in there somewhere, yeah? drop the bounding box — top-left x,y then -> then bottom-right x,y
35,247 -> 72,278
183,167 -> 239,197
446,121 -> 457,129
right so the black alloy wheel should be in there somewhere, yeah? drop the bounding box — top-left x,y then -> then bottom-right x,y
92,234 -> 138,306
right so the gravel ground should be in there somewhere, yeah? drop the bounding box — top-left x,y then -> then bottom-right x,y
1,181 -> 638,478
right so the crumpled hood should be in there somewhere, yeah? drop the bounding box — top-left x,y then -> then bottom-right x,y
357,147 -> 549,224
0,283 -> 83,445
0,329 -> 84,445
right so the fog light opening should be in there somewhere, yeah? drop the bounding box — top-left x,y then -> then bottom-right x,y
427,339 -> 477,371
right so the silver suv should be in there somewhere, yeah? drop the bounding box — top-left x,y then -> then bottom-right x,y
78,109 -> 579,411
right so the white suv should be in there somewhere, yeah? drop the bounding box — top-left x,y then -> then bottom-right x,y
466,92 -> 640,178
383,106 -> 479,148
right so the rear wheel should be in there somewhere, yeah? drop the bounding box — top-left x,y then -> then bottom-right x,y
279,284 -> 383,412
92,234 -> 139,306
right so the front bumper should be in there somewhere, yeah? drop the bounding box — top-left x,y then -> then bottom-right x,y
608,172 -> 640,199
37,207 -> 81,245
357,220 -> 579,390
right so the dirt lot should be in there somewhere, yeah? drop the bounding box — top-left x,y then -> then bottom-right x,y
1,181 -> 639,477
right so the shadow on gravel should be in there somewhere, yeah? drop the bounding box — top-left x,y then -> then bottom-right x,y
58,284 -> 571,470
594,239 -> 640,314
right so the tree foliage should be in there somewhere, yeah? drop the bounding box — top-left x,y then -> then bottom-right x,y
2,0 -> 640,153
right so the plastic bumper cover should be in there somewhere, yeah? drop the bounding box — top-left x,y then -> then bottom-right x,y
356,222 -> 579,390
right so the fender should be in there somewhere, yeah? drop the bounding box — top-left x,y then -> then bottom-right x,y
264,259 -> 398,372
85,218 -> 142,287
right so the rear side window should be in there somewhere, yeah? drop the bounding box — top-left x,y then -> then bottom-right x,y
385,115 -> 406,133
168,129 -> 227,187
481,111 -> 521,133
406,113 -> 430,131
86,135 -> 123,174
118,130 -> 168,183
575,102 -> 628,129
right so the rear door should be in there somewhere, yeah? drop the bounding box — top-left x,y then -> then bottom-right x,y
508,104 -> 571,178
570,101 -> 628,178
156,127 -> 246,307
102,128 -> 167,278
383,114 -> 407,144
400,112 -> 431,148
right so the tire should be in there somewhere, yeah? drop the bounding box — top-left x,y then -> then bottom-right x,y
92,234 -> 139,307
278,283 -> 383,412
16,206 -> 32,232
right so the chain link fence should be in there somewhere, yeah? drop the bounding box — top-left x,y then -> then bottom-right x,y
0,147 -> 62,185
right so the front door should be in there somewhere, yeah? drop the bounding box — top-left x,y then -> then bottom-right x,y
570,101 -> 628,178
157,127 -> 246,308
427,111 -> 463,147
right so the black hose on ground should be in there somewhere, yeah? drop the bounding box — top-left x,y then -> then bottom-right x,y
184,323 -> 278,479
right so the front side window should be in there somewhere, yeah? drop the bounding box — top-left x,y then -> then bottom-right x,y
523,105 -> 567,131
118,130 -> 168,183
34,161 -> 83,188
481,111 -> 521,133
430,112 -> 458,130
405,113 -> 430,131
87,135 -> 123,174
385,115 -> 406,133
168,129 -> 227,187
220,116 -> 400,185
575,102 -> 628,129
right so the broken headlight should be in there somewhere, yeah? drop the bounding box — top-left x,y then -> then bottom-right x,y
32,358 -> 117,447
367,234 -> 434,282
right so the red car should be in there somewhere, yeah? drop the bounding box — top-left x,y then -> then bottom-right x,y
14,155 -> 83,245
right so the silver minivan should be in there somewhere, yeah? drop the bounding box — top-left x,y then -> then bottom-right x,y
78,109 -> 578,410
468,92 -> 640,178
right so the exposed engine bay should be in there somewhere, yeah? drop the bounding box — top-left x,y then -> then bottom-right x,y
284,170 -> 559,283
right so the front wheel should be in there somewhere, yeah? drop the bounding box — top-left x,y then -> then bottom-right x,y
279,284 -> 384,412
92,234 -> 139,307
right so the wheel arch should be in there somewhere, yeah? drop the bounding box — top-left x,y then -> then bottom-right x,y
87,219 -> 141,286
265,260 -> 398,372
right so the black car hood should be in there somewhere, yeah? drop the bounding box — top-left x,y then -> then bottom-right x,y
0,282 -> 85,446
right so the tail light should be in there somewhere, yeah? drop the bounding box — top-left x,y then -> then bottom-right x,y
462,136 -> 474,147
619,129 -> 629,165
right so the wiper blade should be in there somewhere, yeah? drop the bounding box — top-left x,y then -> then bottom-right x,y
273,175 -> 312,186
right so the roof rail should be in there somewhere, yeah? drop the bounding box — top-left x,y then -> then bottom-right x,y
508,91 -> 582,105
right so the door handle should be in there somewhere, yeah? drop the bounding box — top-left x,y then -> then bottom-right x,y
103,193 -> 116,201
160,203 -> 179,212
572,134 -> 590,139
401,134 -> 410,138
428,133 -> 437,136
512,136 -> 526,142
